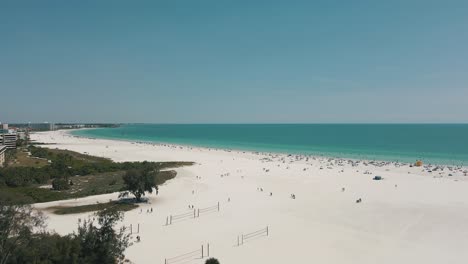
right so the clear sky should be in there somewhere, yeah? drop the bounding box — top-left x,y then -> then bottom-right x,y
1,0 -> 467,123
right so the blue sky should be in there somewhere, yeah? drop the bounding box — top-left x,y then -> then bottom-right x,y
1,0 -> 467,123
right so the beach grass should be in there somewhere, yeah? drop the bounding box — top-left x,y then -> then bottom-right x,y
49,201 -> 138,215
33,146 -> 112,163
6,148 -> 49,168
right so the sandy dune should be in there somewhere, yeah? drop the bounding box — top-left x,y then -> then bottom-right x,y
31,130 -> 468,264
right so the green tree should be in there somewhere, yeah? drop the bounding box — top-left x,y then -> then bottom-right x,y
205,258 -> 220,264
76,208 -> 131,263
120,169 -> 157,202
6,233 -> 80,264
3,207 -> 131,264
0,203 -> 46,264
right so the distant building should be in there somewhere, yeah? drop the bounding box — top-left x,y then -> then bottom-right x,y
0,145 -> 6,167
0,133 -> 17,149
0,123 -> 8,134
55,124 -> 85,129
28,123 -> 56,131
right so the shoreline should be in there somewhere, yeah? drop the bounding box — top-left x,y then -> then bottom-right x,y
67,128 -> 467,169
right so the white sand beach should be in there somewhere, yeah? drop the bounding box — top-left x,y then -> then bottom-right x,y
31,130 -> 468,264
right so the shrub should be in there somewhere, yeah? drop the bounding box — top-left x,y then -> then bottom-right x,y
52,178 -> 70,191
205,258 -> 220,264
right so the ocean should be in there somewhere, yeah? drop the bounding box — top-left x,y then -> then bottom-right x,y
72,124 -> 468,166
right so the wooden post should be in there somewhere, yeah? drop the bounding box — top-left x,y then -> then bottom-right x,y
217,202 -> 220,212
242,234 -> 244,245
237,235 -> 239,246
197,209 -> 200,217
266,226 -> 269,236
130,224 -> 132,234
166,216 -> 168,226
207,243 -> 210,257
193,209 -> 196,218
164,259 -> 166,264
201,245 -> 204,258
170,215 -> 172,225
137,223 -> 140,233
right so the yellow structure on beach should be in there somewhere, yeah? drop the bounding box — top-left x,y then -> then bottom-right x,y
415,160 -> 423,167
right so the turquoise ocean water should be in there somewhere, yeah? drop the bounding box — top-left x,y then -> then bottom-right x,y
72,124 -> 468,166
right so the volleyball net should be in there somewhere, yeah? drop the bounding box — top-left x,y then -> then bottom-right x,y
164,244 -> 210,264
166,202 -> 220,225
237,226 -> 269,246
166,209 -> 197,225
197,202 -> 220,217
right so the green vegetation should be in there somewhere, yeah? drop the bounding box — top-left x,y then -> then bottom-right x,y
6,149 -> 48,168
52,178 -> 70,190
0,146 -> 193,204
206,258 -> 220,264
0,186 -> 69,204
49,201 -> 138,215
120,169 -> 156,202
1,204 -> 131,264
